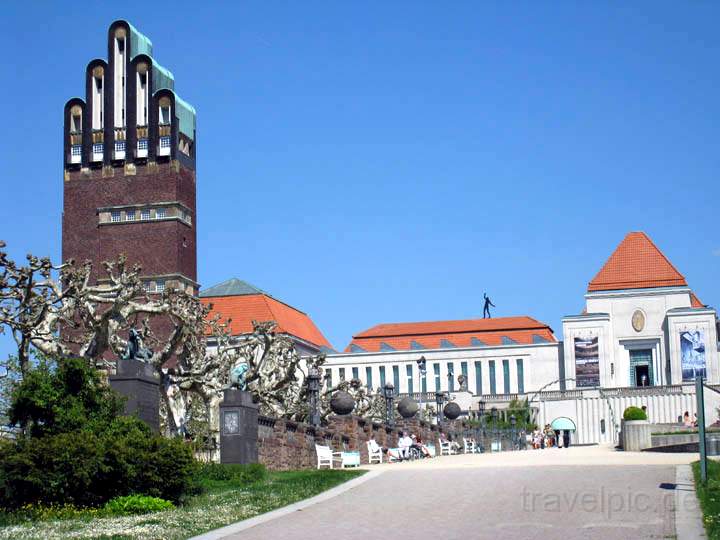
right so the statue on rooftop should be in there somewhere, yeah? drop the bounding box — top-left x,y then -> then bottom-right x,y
483,293 -> 495,319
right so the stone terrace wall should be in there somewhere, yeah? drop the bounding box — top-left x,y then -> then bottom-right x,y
257,414 -> 464,470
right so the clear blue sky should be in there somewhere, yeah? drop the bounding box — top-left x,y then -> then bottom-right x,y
1,1 -> 718,356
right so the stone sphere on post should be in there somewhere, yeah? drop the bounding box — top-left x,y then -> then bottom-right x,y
397,396 -> 419,419
329,390 -> 355,416
443,401 -> 461,420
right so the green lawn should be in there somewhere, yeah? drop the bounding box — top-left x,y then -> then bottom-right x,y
692,460 -> 720,540
0,469 -> 364,540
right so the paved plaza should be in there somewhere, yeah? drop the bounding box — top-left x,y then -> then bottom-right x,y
204,446 -> 699,540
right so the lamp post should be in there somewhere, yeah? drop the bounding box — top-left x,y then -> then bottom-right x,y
491,407 -> 499,451
417,356 -> 427,419
383,382 -> 396,426
307,367 -> 321,427
510,414 -> 517,451
435,391 -> 448,425
478,400 -> 486,451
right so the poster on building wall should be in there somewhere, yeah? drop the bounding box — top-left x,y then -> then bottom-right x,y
680,329 -> 706,381
574,336 -> 600,387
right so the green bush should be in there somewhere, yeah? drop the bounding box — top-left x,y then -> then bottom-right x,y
195,462 -> 267,485
103,495 -> 174,516
623,406 -> 647,421
0,357 -> 198,509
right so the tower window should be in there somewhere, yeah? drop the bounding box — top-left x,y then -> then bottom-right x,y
141,209 -> 151,220
71,113 -> 82,133
111,211 -> 121,223
125,210 -> 135,222
156,208 -> 166,219
91,66 -> 104,130
160,104 -> 170,124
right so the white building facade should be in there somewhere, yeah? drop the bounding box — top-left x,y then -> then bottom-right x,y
324,232 -> 720,444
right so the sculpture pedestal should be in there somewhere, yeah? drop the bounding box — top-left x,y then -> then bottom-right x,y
109,359 -> 160,433
220,389 -> 259,464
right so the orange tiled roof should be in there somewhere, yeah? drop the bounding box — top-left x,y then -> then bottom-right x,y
346,316 -> 556,352
588,232 -> 687,292
201,294 -> 331,349
690,292 -> 705,308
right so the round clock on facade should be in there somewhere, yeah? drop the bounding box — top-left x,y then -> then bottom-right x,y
632,310 -> 645,332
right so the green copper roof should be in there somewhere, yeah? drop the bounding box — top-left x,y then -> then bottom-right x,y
152,62 -> 175,93
128,22 -> 153,59
199,278 -> 266,298
174,94 -> 196,140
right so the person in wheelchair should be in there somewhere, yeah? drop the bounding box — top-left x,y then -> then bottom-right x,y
410,434 -> 431,458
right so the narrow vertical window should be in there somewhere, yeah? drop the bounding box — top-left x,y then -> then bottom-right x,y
503,359 -> 510,394
392,365 -> 400,394
474,361 -> 482,395
91,67 -> 104,130
379,366 -> 386,387
365,366 -> 373,390
516,358 -> 524,394
447,362 -> 455,392
433,363 -> 440,392
339,368 -> 345,381
352,367 -> 359,380
136,62 -> 149,126
114,29 -> 126,128
461,361 -> 468,389
489,361 -> 496,395
406,364 -> 414,395
325,369 -> 332,388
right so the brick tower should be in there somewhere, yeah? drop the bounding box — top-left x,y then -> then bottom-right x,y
62,20 -> 197,296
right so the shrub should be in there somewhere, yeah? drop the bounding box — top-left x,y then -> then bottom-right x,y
0,358 -> 198,509
103,495 -> 174,516
195,462 -> 267,485
623,406 -> 647,421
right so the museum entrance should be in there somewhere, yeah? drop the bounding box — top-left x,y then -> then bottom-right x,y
630,349 -> 653,386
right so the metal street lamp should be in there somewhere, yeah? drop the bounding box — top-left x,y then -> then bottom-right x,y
435,391 -> 448,425
417,356 -> 427,419
307,366 -> 321,427
510,414 -> 517,451
383,382 -> 396,426
491,407 -> 499,451
478,400 -> 486,451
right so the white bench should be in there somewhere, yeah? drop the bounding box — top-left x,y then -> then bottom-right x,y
315,444 -> 342,469
463,438 -> 476,454
367,441 -> 383,464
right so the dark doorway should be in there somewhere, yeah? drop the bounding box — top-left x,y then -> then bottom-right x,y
635,364 -> 650,387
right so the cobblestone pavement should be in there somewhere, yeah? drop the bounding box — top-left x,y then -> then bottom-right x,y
220,446 -> 690,540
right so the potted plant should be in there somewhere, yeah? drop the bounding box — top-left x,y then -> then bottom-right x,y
621,406 -> 651,451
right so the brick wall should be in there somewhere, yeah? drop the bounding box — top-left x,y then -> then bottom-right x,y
257,414 -> 466,470
62,161 -> 197,284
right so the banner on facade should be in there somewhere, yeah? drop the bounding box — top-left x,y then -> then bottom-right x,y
574,336 -> 600,387
680,329 -> 706,381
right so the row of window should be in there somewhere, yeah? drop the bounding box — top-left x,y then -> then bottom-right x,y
111,208 -> 167,223
325,359 -> 525,396
143,280 -> 166,293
